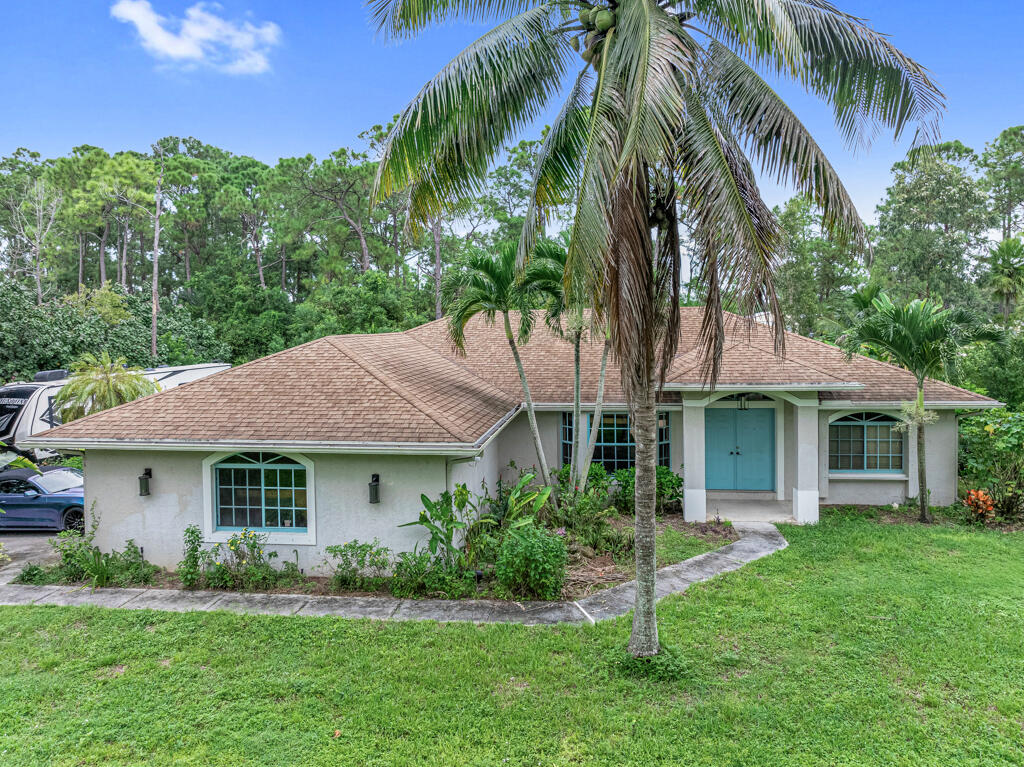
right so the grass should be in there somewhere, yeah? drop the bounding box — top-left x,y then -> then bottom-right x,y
1,512 -> 1022,766
654,522 -> 734,567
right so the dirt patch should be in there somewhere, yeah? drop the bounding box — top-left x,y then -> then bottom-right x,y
562,517 -> 737,600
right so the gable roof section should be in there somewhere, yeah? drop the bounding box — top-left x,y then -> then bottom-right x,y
27,307 -> 996,451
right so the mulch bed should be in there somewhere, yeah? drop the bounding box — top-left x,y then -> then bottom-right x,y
563,517 -> 737,600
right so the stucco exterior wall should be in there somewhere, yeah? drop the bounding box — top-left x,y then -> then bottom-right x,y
819,409 -> 958,507
83,450 -> 443,572
495,410 -> 561,482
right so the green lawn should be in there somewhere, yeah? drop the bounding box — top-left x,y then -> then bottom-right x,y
1,513 -> 1022,766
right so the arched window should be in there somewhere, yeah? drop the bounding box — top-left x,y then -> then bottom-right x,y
214,452 -> 308,531
829,413 -> 904,472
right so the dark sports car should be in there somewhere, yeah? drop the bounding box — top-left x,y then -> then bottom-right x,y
0,466 -> 84,531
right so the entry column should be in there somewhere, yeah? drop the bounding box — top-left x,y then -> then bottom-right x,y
682,403 -> 706,522
792,403 -> 820,524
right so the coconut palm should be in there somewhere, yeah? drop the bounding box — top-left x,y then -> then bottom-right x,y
840,296 -> 1003,522
446,240 -> 565,487
985,237 -> 1024,323
370,0 -> 942,657
54,352 -> 159,423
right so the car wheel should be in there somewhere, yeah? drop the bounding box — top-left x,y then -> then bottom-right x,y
62,506 -> 85,533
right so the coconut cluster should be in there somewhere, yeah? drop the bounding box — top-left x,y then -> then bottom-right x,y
575,3 -> 617,66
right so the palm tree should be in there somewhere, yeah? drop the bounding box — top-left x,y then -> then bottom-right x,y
54,352 -> 158,423
840,296 -> 1003,522
446,240 -> 565,487
985,237 -> 1024,323
370,0 -> 942,657
535,237 -> 611,490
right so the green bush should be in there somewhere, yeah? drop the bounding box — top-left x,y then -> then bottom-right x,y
15,527 -> 158,587
325,539 -> 392,592
495,524 -> 567,600
612,466 -> 684,515
960,409 -> 1024,520
389,549 -> 475,599
178,525 -> 203,589
200,529 -> 281,590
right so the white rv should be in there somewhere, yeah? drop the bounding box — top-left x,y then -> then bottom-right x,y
0,362 -> 230,458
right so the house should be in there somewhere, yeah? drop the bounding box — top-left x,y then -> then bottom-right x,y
22,310 -> 999,569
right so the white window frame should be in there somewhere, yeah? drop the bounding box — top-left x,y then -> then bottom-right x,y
201,451 -> 317,545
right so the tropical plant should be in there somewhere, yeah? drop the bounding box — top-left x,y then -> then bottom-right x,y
370,0 -> 943,657
53,351 -> 158,422
400,490 -> 469,567
840,295 -> 1004,521
444,240 -> 565,486
540,236 -> 612,490
960,409 -> 1024,520
984,237 -> 1024,323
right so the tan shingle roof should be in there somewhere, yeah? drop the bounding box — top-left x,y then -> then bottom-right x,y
31,308 -> 996,448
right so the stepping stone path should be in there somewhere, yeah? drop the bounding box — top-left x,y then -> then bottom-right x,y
0,522 -> 787,625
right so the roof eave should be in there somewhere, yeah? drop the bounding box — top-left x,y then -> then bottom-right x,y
822,399 -> 1004,410
21,405 -> 525,458
663,382 -> 865,391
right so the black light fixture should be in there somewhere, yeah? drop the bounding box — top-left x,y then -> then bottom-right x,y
138,468 -> 152,497
738,395 -> 750,411
368,473 -> 381,504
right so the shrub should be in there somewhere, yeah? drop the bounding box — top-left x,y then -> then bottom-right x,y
16,528 -> 157,587
495,524 -> 567,600
201,529 -> 280,590
178,524 -> 203,589
325,539 -> 392,592
612,466 -> 683,515
963,489 -> 996,525
0,543 -> 8,567
389,549 -> 475,599
960,410 -> 1024,520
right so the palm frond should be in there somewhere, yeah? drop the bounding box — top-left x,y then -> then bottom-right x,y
679,88 -> 784,384
373,4 -> 571,224
369,0 -> 547,39
706,40 -> 864,243
517,66 -> 593,264
690,0 -> 945,148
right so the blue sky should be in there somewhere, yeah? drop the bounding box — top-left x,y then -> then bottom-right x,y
1,1 -> 1021,220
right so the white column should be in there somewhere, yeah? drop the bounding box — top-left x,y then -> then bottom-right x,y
682,403 -> 706,522
792,403 -> 820,524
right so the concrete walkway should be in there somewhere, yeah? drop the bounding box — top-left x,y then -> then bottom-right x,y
0,522 -> 787,625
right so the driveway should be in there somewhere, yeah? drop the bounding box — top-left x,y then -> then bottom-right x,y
0,532 -> 58,584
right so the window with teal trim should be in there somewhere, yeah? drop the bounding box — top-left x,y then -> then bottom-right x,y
828,413 -> 903,472
214,452 -> 308,531
561,412 -> 670,472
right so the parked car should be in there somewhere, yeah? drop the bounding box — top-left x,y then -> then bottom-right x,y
0,466 -> 84,531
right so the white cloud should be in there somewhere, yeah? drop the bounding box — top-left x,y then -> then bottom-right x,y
110,0 -> 281,75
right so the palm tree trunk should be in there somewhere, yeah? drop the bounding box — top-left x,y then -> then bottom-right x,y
578,335 -> 610,493
628,382 -> 659,658
916,382 -> 929,523
569,330 -> 582,485
503,311 -> 552,487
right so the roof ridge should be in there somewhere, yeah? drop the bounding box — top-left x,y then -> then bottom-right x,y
401,328 -> 521,402
323,336 -> 468,442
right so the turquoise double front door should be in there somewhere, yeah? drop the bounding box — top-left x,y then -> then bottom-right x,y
705,408 -> 776,491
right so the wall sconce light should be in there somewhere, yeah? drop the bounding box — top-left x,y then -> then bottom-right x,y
738,395 -> 750,411
138,468 -> 152,497
369,473 -> 381,504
